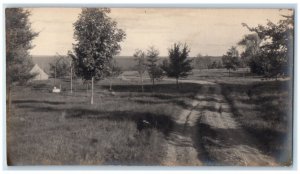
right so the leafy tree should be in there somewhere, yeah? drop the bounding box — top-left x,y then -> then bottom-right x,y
238,33 -> 261,67
6,8 -> 39,85
208,61 -> 218,69
241,11 -> 294,78
222,46 -> 240,77
106,59 -> 122,91
146,46 -> 163,86
162,43 -> 193,88
238,33 -> 262,73
69,8 -> 126,104
49,55 -> 70,79
133,49 -> 147,92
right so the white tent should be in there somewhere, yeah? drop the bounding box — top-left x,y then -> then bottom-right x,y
30,64 -> 49,80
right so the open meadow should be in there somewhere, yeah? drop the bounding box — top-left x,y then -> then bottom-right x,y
7,68 -> 293,165
7,75 -> 199,165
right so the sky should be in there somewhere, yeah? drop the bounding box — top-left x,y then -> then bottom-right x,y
26,8 -> 292,57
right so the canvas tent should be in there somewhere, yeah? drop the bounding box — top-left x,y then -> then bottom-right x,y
30,64 -> 49,80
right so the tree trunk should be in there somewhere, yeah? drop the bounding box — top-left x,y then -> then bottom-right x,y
7,84 -> 12,123
141,76 -> 144,92
152,78 -> 154,91
7,84 -> 12,155
176,78 -> 179,89
228,69 -> 230,77
109,78 -> 112,91
86,83 -> 89,94
91,77 -> 94,105
70,65 -> 73,93
54,66 -> 56,86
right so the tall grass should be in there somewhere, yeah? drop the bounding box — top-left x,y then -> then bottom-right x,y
220,80 -> 293,165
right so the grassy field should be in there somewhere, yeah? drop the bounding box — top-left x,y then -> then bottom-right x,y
7,77 -> 200,165
7,68 -> 293,165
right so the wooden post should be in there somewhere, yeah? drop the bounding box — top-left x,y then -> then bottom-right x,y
91,77 -> 94,105
54,65 -> 56,86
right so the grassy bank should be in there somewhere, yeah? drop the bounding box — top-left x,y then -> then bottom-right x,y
220,80 -> 293,165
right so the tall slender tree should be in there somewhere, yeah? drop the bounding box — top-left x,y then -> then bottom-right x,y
161,43 -> 193,88
222,46 -> 240,77
146,46 -> 163,87
69,8 -> 126,104
6,8 -> 38,120
133,49 -> 147,92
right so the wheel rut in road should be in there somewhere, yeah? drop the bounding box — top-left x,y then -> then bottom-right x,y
194,84 -> 277,166
162,80 -> 277,166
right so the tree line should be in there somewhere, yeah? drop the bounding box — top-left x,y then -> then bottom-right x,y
133,43 -> 192,91
193,54 -> 223,70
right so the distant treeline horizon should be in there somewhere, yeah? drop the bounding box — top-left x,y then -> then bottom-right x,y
32,55 -> 223,73
32,55 -> 223,59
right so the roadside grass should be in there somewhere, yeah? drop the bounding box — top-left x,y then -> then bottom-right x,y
7,78 -> 200,165
220,80 -> 293,165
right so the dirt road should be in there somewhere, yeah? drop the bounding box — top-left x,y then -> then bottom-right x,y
162,79 -> 211,166
162,79 -> 277,166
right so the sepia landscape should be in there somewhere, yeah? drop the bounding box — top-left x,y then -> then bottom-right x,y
6,8 -> 293,166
